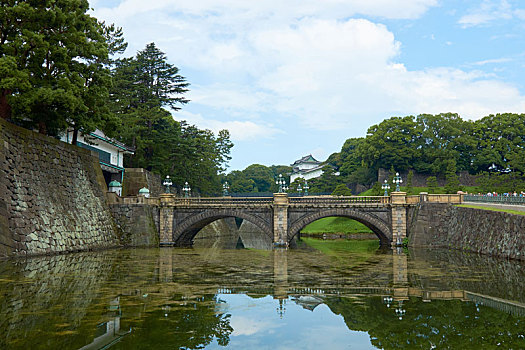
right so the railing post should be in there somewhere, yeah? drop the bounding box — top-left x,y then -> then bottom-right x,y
273,193 -> 289,247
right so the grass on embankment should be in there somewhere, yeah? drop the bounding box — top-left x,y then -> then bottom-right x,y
456,204 -> 525,216
300,217 -> 373,235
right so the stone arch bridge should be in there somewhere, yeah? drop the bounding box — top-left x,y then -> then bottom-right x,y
156,192 -> 463,247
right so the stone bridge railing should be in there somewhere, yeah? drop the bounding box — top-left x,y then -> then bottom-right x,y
108,192 -> 464,207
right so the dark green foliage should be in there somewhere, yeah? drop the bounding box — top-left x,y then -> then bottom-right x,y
110,43 -> 232,195
0,0 -> 113,137
308,165 -> 342,193
324,113 -> 525,193
444,159 -> 461,194
426,176 -> 438,194
476,172 -> 525,194
332,184 -> 352,196
406,170 -> 414,193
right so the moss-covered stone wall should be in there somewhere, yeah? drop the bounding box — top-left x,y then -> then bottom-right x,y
410,203 -> 525,260
110,204 -> 159,246
122,168 -> 162,197
0,118 -> 118,257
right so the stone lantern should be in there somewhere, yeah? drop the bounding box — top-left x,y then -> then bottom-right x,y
138,187 -> 150,198
108,180 -> 122,196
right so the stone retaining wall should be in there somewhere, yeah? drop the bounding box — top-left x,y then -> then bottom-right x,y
109,203 -> 159,246
0,118 -> 118,257
410,203 -> 525,260
123,168 -> 162,197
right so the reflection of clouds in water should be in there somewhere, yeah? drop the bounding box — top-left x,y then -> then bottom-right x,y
230,316 -> 278,336
218,294 -> 375,349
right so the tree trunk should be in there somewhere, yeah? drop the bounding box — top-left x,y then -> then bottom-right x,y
38,121 -> 47,135
72,127 -> 79,145
0,89 -> 12,120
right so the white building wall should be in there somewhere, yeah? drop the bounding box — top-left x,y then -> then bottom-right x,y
290,168 -> 324,183
297,163 -> 319,171
60,131 -> 123,167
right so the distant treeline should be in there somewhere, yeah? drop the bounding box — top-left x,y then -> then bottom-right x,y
229,113 -> 525,195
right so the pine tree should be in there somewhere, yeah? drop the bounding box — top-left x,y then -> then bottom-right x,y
406,170 -> 414,194
444,159 -> 461,194
426,176 -> 438,194
0,0 -> 112,137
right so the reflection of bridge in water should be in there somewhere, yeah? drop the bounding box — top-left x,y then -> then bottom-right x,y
156,247 -> 525,318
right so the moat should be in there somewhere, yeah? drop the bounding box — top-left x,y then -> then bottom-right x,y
1,239 -> 524,349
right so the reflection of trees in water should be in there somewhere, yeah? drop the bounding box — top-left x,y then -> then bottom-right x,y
113,294 -> 233,349
325,295 -> 525,349
2,246 -> 524,349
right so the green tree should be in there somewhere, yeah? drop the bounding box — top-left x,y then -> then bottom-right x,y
426,176 -> 438,194
444,159 -> 461,194
110,43 -> 232,195
406,170 -> 414,194
0,0 -> 112,139
242,164 -> 274,192
357,116 -> 421,172
332,184 -> 352,196
471,114 -> 525,174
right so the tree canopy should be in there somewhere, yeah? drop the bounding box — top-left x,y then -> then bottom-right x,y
110,43 -> 232,195
0,0 -> 112,137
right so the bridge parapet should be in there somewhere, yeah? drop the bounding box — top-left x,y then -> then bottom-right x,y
289,196 -> 390,206
169,197 -> 273,208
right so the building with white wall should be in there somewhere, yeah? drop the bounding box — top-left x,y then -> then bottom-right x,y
61,129 -> 134,186
290,155 -> 325,183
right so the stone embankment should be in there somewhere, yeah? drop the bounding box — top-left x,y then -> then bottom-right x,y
410,203 -> 525,260
108,195 -> 160,246
0,118 -> 119,257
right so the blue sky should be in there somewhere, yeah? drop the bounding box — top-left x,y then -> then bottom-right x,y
90,0 -> 525,171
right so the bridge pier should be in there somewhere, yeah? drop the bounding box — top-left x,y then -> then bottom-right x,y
391,192 -> 407,246
273,193 -> 289,247
159,194 -> 175,245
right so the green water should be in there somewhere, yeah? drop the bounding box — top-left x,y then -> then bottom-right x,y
0,241 -> 524,349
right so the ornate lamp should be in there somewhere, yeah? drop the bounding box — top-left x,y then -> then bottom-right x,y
162,176 -> 173,194
276,174 -> 287,193
182,181 -> 191,198
382,179 -> 390,196
393,172 -> 403,192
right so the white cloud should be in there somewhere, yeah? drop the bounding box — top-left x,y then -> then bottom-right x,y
458,0 -> 525,27
472,57 -> 512,65
93,1 -> 525,139
175,111 -> 284,141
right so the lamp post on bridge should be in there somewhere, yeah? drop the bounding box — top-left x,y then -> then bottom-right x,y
182,181 -> 191,198
393,172 -> 403,192
303,181 -> 309,196
222,181 -> 230,196
276,174 -> 288,193
163,176 -> 173,194
297,184 -> 302,196
382,179 -> 390,196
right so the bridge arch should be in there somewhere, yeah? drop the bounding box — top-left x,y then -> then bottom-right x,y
173,208 -> 273,246
288,209 -> 392,245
